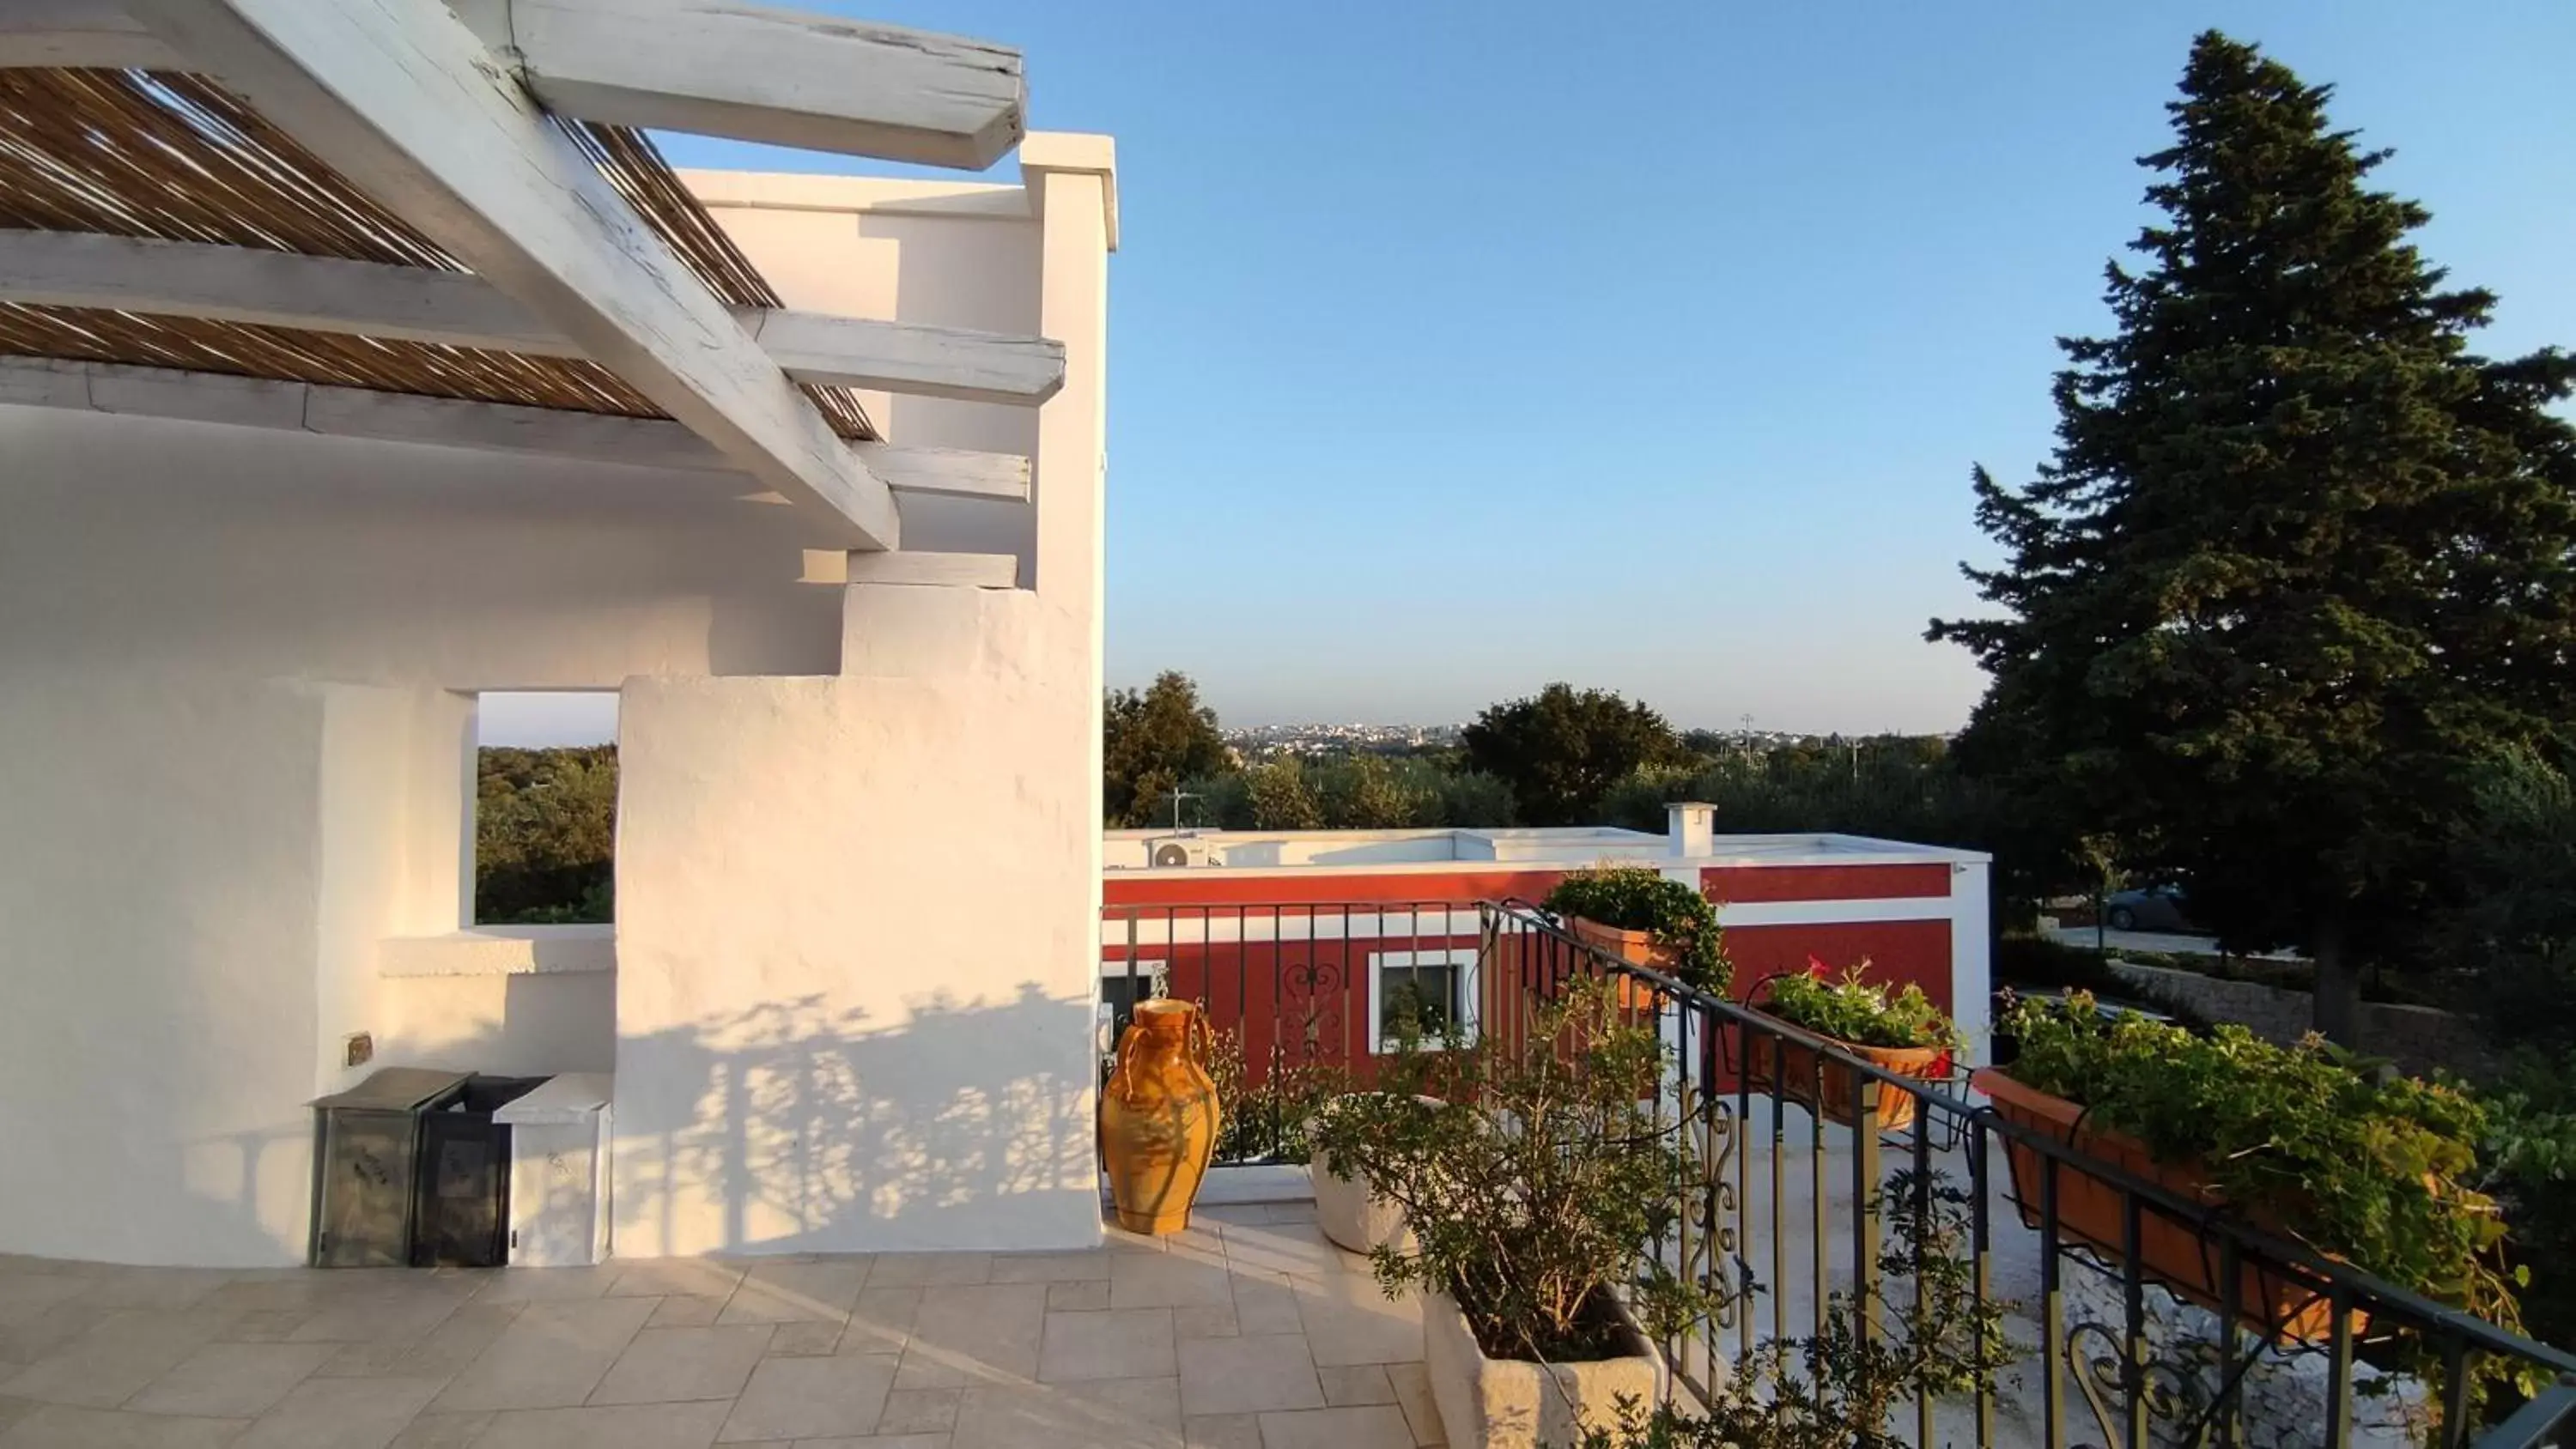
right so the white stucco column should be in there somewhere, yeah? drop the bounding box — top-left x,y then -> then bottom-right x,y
611,140 -> 1117,1256
1667,802 -> 1716,858
1949,859 -> 1994,1065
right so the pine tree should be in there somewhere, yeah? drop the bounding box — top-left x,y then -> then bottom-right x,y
1931,32 -> 2576,1040
1103,672 -> 1232,828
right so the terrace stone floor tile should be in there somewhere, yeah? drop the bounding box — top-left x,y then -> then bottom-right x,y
0,1198 -> 1492,1449
718,1354 -> 897,1442
1176,1335 -> 1324,1417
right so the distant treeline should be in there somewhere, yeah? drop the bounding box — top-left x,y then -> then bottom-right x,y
476,745 -> 615,924
479,684 -> 2027,925
1103,672 -> 2037,900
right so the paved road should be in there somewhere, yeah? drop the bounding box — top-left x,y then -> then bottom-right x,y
2044,925 -> 2305,961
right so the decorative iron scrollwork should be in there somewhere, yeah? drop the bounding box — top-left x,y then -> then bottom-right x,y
1279,960 -> 1345,1062
2067,1318 -> 2216,1449
1689,1094 -> 1743,1331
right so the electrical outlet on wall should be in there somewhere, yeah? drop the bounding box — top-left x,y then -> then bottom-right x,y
343,1032 -> 374,1069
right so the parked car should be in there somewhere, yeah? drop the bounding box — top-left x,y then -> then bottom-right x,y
2103,883 -> 2195,933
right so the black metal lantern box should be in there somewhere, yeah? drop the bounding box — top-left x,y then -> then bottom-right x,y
308,1067 -> 546,1268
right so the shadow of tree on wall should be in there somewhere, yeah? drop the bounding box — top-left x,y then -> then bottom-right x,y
615,984 -> 1097,1257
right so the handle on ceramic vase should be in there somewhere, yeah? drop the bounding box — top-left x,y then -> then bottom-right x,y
1105,1020 -> 1137,1105
1186,1003 -> 1213,1073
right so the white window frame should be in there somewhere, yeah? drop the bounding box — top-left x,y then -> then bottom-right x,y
1097,956 -> 1170,993
1096,959 -> 1167,1058
1367,948 -> 1480,1052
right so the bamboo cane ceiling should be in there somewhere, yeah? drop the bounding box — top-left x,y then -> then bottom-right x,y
0,67 -> 877,439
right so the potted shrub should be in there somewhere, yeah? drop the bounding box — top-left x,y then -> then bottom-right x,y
1307,1005 -> 1474,1253
1308,1092 -> 1431,1254
1971,992 -> 2517,1344
1203,1022 -> 1348,1167
1745,958 -> 1958,1135
1307,979 -> 1721,1449
1542,864 -> 1731,996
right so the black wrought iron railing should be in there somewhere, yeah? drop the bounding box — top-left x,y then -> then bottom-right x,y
1099,899 -> 1479,1164
1477,898 -> 2576,1449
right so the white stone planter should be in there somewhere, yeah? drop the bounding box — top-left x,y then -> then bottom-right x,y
1308,1093 -> 1439,1254
1421,1287 -> 1662,1449
1309,1143 -> 1410,1254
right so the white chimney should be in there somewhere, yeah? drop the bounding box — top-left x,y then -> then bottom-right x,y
1667,802 -> 1716,858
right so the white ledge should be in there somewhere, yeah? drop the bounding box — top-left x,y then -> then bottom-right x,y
494,1071 -> 613,1125
380,925 -> 616,979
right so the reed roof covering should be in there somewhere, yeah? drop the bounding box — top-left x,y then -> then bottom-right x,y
0,67 -> 877,438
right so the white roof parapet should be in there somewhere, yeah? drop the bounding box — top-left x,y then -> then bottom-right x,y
1020,132 -> 1120,253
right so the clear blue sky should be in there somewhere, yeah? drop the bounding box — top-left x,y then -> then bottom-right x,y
494,3 -> 2573,747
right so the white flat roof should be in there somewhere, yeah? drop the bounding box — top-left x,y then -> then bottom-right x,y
1103,827 -> 1987,874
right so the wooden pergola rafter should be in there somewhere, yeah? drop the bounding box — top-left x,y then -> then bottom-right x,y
0,0 -> 1060,561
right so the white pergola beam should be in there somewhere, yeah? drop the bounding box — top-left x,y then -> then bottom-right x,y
4,1 -> 1025,172
0,230 -> 1065,406
845,551 -> 1020,589
744,308 -> 1060,405
497,0 -> 1024,170
0,2 -> 185,69
0,230 -> 556,351
118,0 -> 900,548
0,355 -> 1031,501
848,443 -> 1030,502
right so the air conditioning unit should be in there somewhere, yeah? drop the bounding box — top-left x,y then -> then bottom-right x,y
1148,835 -> 1216,869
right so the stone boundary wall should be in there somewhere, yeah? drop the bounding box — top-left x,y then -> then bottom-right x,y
2106,959 -> 2500,1080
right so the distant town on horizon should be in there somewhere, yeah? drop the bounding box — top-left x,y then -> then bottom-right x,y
1221,720 -> 1939,756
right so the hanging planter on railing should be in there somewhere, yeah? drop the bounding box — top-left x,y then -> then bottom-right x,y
1741,960 -> 1958,1136
1973,1065 -> 2365,1343
1539,865 -> 1731,998
1972,992 -> 2517,1347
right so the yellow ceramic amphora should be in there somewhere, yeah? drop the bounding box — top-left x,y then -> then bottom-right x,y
1100,999 -> 1221,1234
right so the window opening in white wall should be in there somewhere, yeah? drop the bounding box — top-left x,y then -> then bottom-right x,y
1095,958 -> 1168,1070
474,691 -> 618,925
1368,948 -> 1479,1052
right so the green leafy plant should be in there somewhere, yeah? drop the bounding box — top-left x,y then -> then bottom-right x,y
1201,1021 -> 1348,1165
2478,1050 -> 2576,1353
1461,682 -> 1679,826
1576,1173 -> 2014,1449
1760,959 -> 1959,1050
1929,32 -> 2576,1045
476,744 -> 617,923
1306,979 -> 1723,1361
1543,864 -> 1730,994
1996,992 -> 2521,1335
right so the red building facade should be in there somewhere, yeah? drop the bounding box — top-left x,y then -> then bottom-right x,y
1099,821 -> 1991,1078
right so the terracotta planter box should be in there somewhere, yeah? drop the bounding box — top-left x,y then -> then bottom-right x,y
1974,1068 -> 2359,1343
1744,1009 -> 1949,1134
1565,918 -> 1680,1007
1422,1287 -> 1662,1449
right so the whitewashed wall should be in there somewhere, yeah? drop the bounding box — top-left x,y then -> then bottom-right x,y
0,415 -> 836,1264
611,162 -> 1110,1255
0,154 -> 1107,1265
376,927 -> 620,1079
